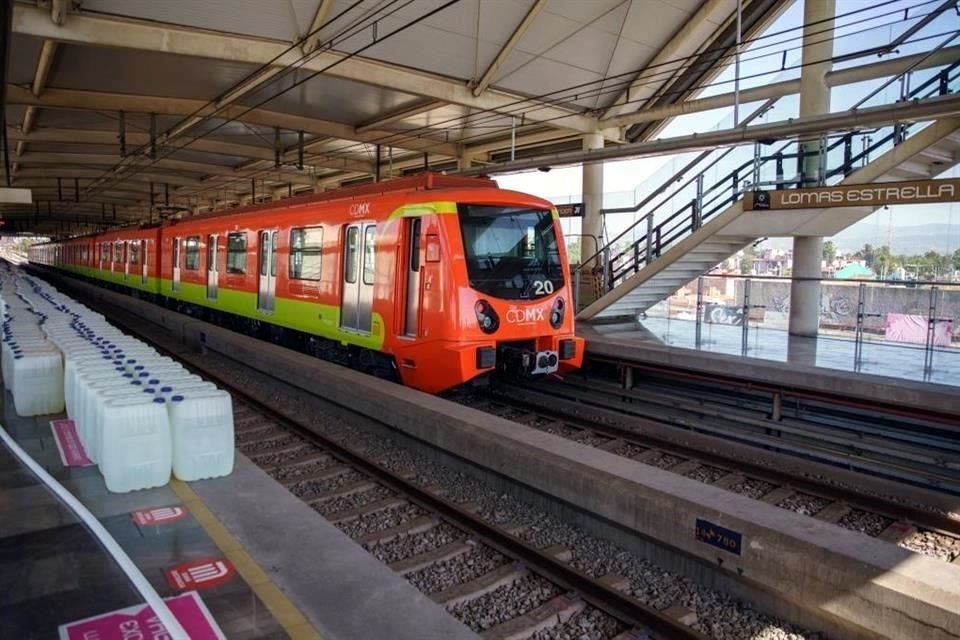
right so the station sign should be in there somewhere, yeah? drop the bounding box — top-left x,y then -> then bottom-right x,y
166,558 -> 236,591
744,177 -> 960,210
555,202 -> 584,217
132,505 -> 190,527
58,591 -> 226,640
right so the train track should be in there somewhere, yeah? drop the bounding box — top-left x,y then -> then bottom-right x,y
461,379 -> 960,565
575,362 -> 960,494
58,287 -> 708,640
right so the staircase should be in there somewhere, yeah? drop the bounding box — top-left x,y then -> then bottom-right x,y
576,62 -> 960,323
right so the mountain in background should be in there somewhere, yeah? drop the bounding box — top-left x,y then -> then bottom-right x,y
763,223 -> 960,255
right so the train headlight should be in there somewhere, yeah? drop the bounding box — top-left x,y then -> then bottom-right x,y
549,297 -> 565,329
474,300 -> 500,334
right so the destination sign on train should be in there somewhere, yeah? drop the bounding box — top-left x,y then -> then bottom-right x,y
744,178 -> 960,210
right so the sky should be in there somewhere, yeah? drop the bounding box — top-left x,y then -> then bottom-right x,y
494,0 -> 960,255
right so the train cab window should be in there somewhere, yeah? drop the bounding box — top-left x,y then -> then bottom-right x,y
185,236 -> 200,270
289,227 -> 322,280
226,233 -> 246,274
345,227 -> 359,283
458,204 -> 564,300
362,226 -> 376,285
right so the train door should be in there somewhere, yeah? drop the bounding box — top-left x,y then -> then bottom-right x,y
341,223 -> 375,333
172,237 -> 181,294
257,230 -> 277,312
206,234 -> 219,300
403,218 -> 421,337
122,242 -> 129,281
140,240 -> 149,285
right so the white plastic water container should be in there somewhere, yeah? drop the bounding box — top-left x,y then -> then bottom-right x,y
11,349 -> 65,416
99,396 -> 172,493
169,390 -> 235,481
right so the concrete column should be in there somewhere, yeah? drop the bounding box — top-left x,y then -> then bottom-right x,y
582,133 -> 604,265
458,151 -> 475,171
789,0 -> 834,340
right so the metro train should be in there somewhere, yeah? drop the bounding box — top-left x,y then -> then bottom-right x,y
28,173 -> 584,393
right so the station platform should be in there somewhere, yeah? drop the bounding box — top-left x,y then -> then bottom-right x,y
579,321 -> 960,418
0,386 -> 476,639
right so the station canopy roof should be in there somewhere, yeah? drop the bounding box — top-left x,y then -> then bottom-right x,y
2,0 -> 785,235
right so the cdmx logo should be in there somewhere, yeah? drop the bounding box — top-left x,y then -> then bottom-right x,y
349,202 -> 371,217
506,307 -> 545,323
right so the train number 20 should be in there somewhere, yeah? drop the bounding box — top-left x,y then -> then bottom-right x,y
532,280 -> 554,296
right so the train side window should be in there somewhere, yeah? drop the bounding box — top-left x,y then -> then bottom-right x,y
129,241 -> 139,265
226,233 -> 246,274
362,226 -> 376,285
185,236 -> 200,270
345,227 -> 359,284
289,227 -> 322,280
271,231 -> 278,277
113,242 -> 122,263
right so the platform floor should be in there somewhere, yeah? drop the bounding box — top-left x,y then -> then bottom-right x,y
631,316 -> 960,386
0,395 -> 293,639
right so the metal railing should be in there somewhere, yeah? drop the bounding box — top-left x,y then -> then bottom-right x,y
572,58 -> 960,310
646,273 -> 959,383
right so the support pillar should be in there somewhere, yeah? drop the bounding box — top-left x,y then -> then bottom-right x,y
582,133 -> 604,266
789,0 -> 834,341
458,151 -> 475,171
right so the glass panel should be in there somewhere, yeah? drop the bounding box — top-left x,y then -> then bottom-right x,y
362,226 -> 376,285
259,232 -> 269,276
226,233 -> 246,274
185,236 -> 200,270
409,219 -> 421,272
271,231 -> 278,277
129,241 -> 139,265
345,227 -> 359,284
207,235 -> 216,270
289,227 -> 323,280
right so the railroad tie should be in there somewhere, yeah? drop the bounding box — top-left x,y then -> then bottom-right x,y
478,593 -> 586,640
814,501 -> 853,524
326,496 -> 408,525
356,514 -> 439,546
431,563 -> 530,607
389,539 -> 476,575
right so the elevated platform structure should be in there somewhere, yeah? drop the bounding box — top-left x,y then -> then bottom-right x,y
578,110 -> 960,322
0,367 -> 476,640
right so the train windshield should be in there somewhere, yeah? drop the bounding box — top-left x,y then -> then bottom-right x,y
459,204 -> 564,300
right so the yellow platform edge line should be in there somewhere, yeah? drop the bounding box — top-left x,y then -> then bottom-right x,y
169,479 -> 323,640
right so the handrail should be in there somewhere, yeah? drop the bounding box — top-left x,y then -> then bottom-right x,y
572,53 -> 959,303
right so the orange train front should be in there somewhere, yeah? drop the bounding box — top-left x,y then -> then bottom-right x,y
29,173 -> 584,393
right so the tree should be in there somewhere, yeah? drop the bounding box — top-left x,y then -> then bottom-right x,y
822,240 -> 836,266
873,245 -> 897,279
857,243 -> 876,269
740,245 -> 755,275
953,248 -> 960,272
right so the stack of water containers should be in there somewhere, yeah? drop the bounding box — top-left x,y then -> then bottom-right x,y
0,265 -> 235,493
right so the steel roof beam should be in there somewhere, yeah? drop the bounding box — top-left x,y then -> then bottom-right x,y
457,94 -> 960,175
13,167 -> 203,186
6,125 -> 376,175
11,4 -> 615,140
6,85 -> 461,158
601,0 -> 733,120
471,0 -> 547,97
601,45 -> 960,129
355,100 -> 445,134
302,0 -> 334,56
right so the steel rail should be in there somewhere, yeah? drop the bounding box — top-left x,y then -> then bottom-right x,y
51,272 -> 707,640
485,382 -> 960,538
